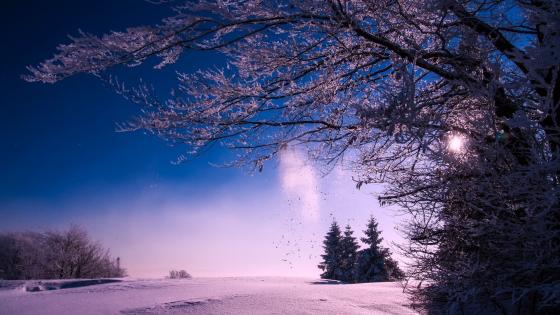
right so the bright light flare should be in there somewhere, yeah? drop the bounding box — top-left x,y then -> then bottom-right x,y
447,134 -> 465,153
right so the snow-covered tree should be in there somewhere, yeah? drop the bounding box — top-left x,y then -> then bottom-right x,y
26,0 -> 560,312
0,226 -> 125,280
354,216 -> 403,282
339,224 -> 359,282
318,221 -> 343,280
0,234 -> 23,280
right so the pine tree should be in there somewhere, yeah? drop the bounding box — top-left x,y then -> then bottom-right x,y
384,255 -> 405,281
339,225 -> 359,282
318,221 -> 343,280
354,216 -> 403,282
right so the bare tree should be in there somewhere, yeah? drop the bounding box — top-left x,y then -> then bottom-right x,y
0,232 -> 48,280
43,226 -> 125,279
0,234 -> 23,280
0,226 -> 125,280
25,1 -> 560,313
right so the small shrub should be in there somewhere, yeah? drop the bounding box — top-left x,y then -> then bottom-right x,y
168,269 -> 191,279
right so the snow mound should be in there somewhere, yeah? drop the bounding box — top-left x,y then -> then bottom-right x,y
0,280 -> 26,291
24,279 -> 122,292
121,297 -> 224,314
308,279 -> 344,285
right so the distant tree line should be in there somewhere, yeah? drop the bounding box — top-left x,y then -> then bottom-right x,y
318,216 -> 403,283
0,225 -> 125,280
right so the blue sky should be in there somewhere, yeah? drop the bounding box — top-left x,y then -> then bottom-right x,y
1,1 -> 405,277
1,0 -> 228,202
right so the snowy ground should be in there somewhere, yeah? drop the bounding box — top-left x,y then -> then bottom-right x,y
0,277 -> 418,314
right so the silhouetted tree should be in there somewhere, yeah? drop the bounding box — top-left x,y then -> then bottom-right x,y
339,224 -> 359,282
354,216 -> 403,282
318,221 -> 343,280
383,255 -> 404,281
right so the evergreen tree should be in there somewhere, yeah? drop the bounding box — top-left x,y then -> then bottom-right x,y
384,255 -> 405,281
354,216 -> 403,282
339,225 -> 359,282
318,221 -> 343,280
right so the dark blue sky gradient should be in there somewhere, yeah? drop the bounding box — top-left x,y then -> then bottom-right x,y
0,0 -> 240,203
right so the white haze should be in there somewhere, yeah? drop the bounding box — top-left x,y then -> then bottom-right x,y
279,147 -> 320,220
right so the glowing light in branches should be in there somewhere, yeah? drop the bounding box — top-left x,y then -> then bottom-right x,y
447,134 -> 466,154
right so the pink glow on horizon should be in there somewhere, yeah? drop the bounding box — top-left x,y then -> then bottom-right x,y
0,169 -> 406,278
